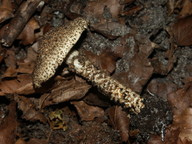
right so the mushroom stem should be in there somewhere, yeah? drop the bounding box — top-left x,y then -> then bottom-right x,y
66,50 -> 144,113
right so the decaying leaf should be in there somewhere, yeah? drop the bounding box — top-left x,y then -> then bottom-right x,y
17,18 -> 40,45
90,21 -> 129,39
171,16 -> 192,46
0,46 -> 6,64
71,101 -> 104,121
84,49 -> 119,74
3,50 -> 17,78
147,78 -> 178,99
16,44 -> 38,74
0,102 -> 17,144
114,36 -> 155,93
83,0 -> 129,39
108,106 -> 130,142
149,81 -> 192,143
0,74 -> 34,96
39,77 -> 91,108
179,0 -> 192,18
14,95 -> 47,123
151,46 -> 176,75
0,44 -> 37,96
83,90 -> 111,108
84,0 -> 122,22
114,52 -> 154,93
15,138 -> 47,144
168,82 -> 192,116
0,0 -> 14,23
166,0 -> 182,15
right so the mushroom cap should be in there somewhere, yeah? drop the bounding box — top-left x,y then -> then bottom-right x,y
33,17 -> 88,88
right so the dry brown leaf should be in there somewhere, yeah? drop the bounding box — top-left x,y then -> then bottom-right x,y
17,17 -> 40,45
166,0 -> 183,15
84,0 -> 122,22
171,16 -> 192,46
0,47 -> 6,64
179,0 -> 192,18
39,77 -> 91,108
128,53 -> 154,92
0,0 -> 14,23
27,138 -> 47,144
0,45 -> 36,95
147,134 -> 166,144
149,81 -> 192,143
90,22 -> 127,39
3,44 -> 37,78
71,101 -> 104,121
15,138 -> 47,144
83,0 -> 127,39
176,108 -> 192,142
3,50 -> 17,78
15,138 -> 26,144
83,90 -> 111,108
84,50 -> 119,74
114,52 -> 154,93
168,82 -> 192,116
0,102 -> 17,144
114,36 -> 155,93
151,49 -> 176,75
119,5 -> 142,16
0,74 -> 34,96
147,78 -> 178,99
108,106 -> 130,142
15,95 -> 47,123
16,44 -> 37,74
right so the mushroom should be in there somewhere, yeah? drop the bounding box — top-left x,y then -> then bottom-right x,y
33,17 -> 144,113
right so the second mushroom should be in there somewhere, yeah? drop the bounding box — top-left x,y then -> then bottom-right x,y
32,17 -> 144,114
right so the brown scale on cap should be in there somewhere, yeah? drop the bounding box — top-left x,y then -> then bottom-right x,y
33,17 -> 88,88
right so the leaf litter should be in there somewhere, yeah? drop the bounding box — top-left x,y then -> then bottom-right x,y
0,0 -> 191,143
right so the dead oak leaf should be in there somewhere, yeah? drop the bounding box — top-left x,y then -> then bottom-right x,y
114,53 -> 154,93
14,95 -> 47,123
171,16 -> 192,46
84,50 -> 119,74
83,0 -> 122,22
147,78 -> 178,100
107,106 -> 130,142
150,47 -> 176,75
39,77 -> 91,108
71,101 -> 104,121
113,36 -> 155,93
157,81 -> 192,143
179,0 -> 192,18
0,0 -> 14,23
0,74 -> 35,96
0,102 -> 17,144
16,44 -> 38,74
83,0 -> 128,39
15,138 -> 47,144
17,17 -> 40,45
168,81 -> 192,116
3,50 -> 17,78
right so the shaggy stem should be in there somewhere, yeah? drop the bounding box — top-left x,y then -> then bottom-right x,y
66,50 -> 144,113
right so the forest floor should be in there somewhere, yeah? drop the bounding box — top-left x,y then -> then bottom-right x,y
0,0 -> 192,144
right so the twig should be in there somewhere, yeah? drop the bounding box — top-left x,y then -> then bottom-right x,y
0,0 -> 45,47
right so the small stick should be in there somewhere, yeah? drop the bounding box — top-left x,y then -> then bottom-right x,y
0,0 -> 45,47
